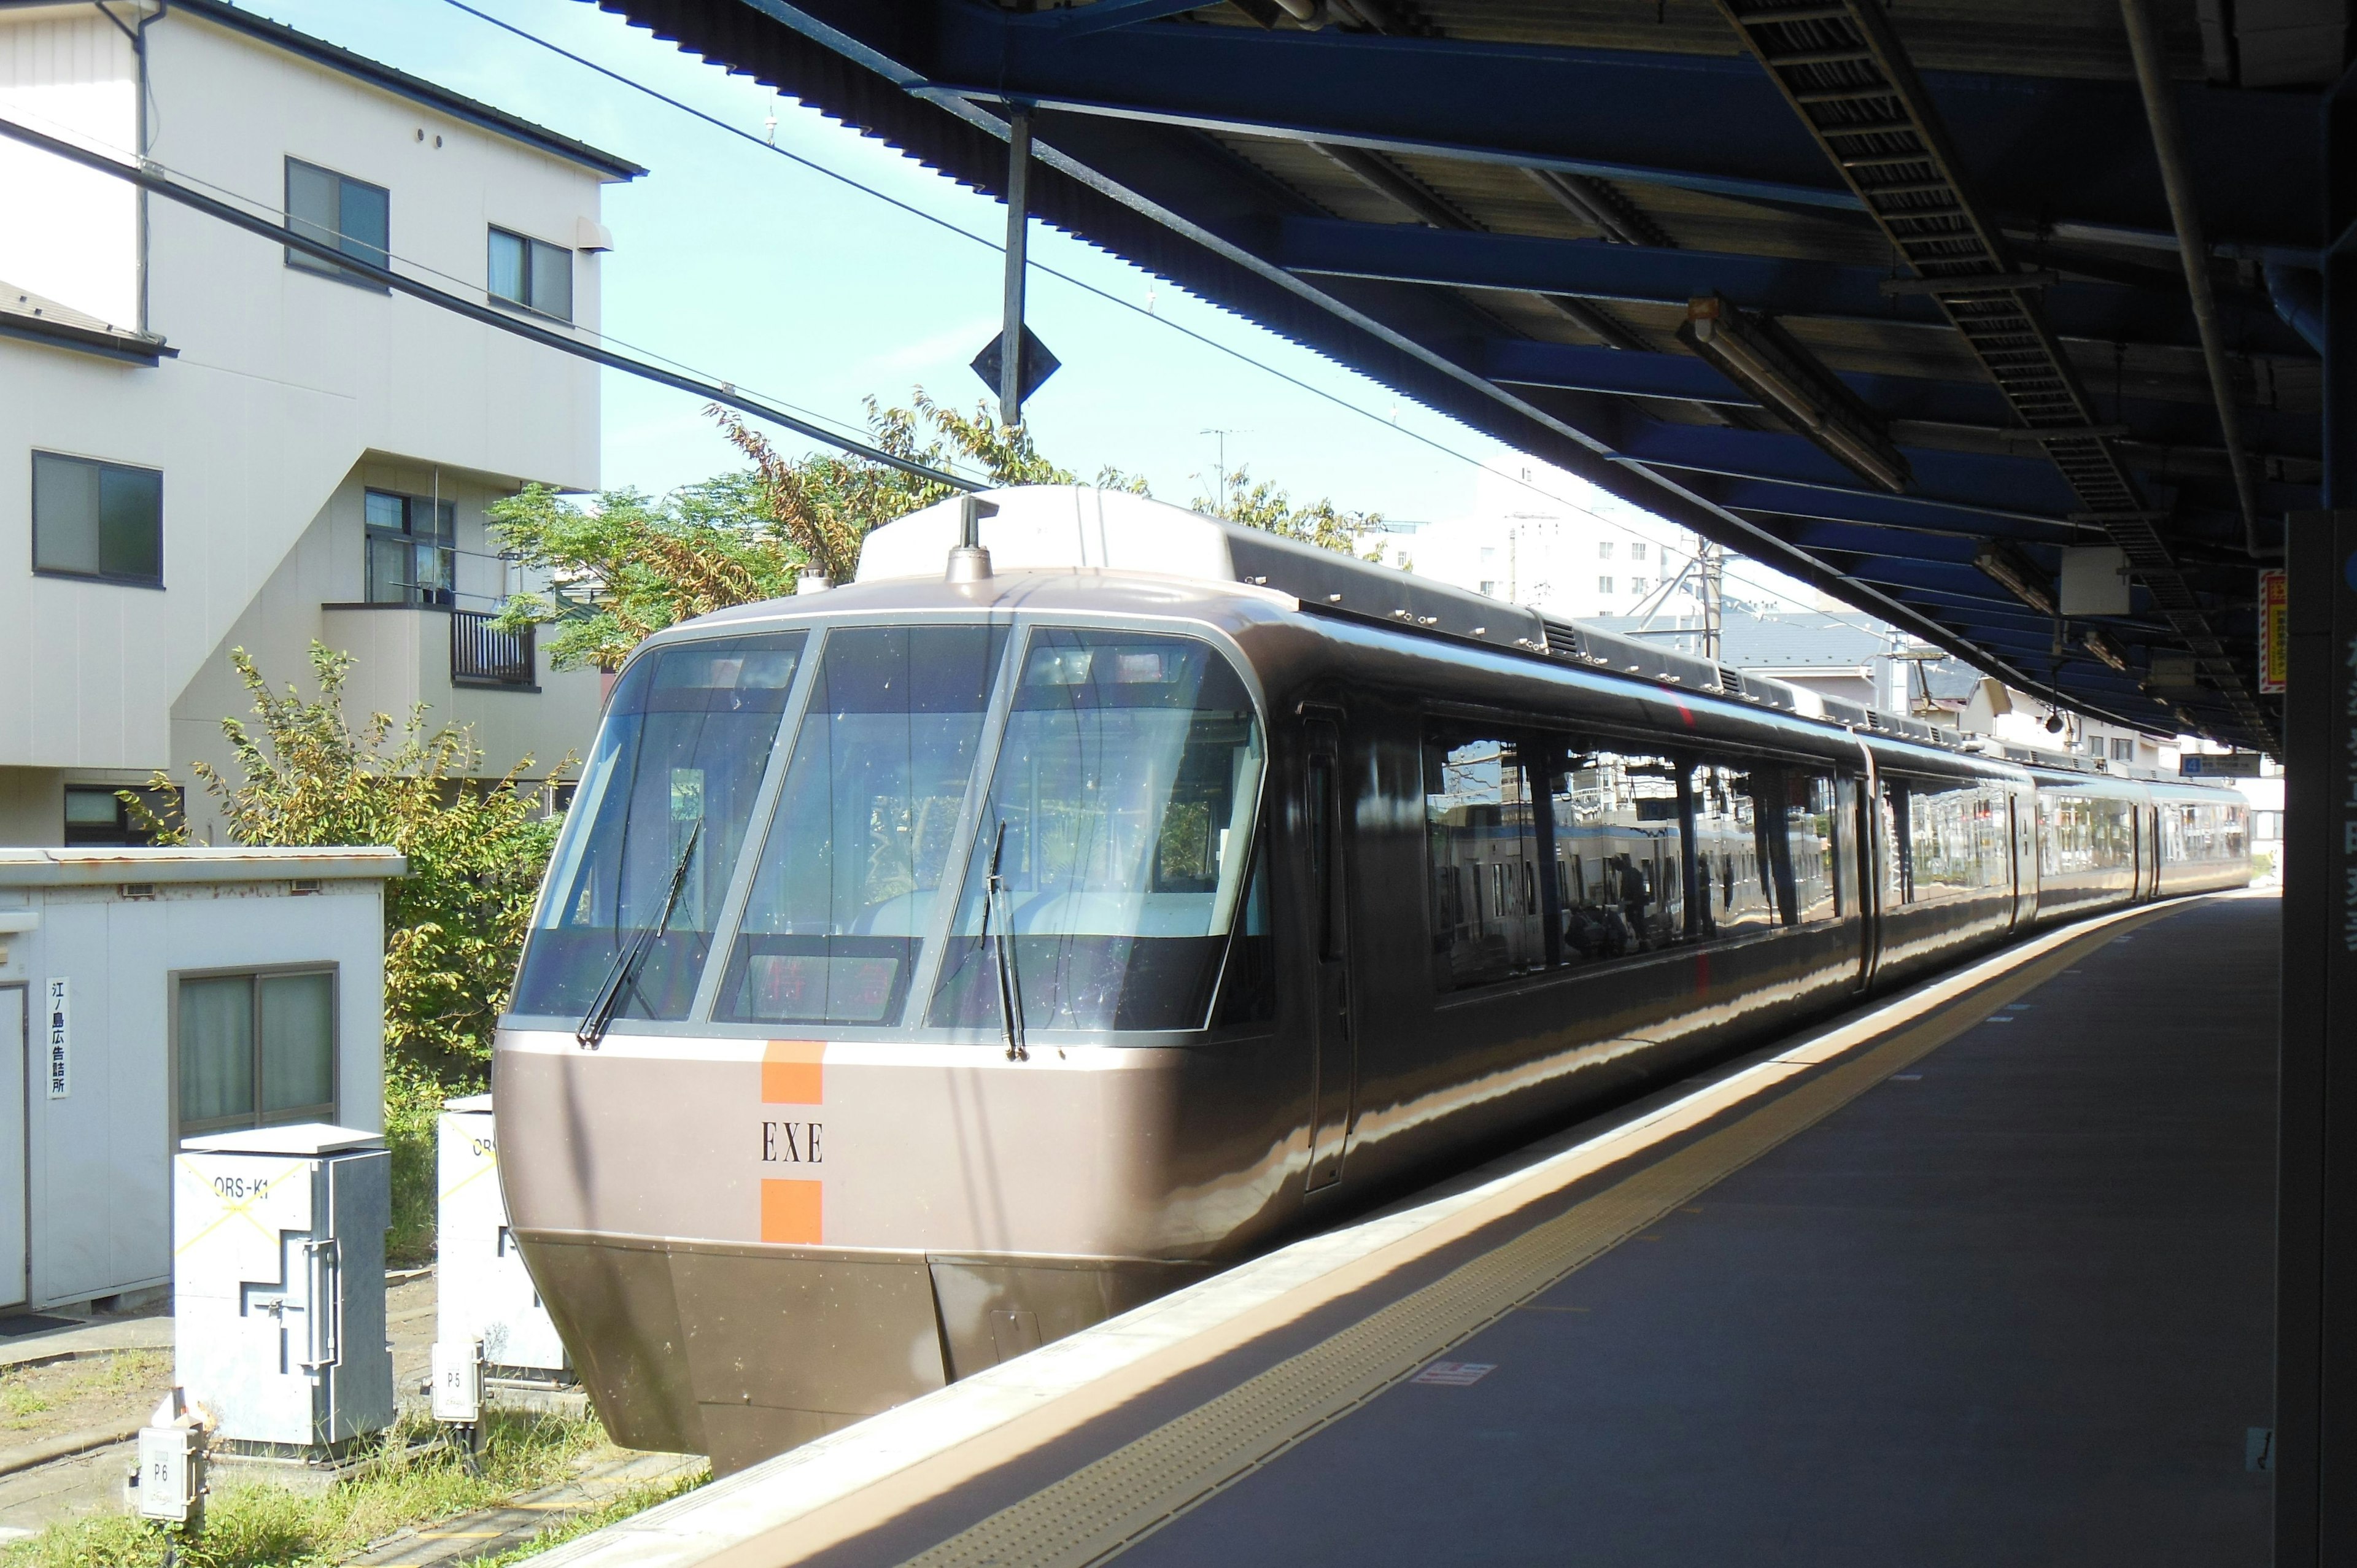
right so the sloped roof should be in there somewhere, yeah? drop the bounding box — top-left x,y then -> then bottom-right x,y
178,0 -> 645,180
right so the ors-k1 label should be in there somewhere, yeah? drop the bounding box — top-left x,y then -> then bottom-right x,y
42,978 -> 67,1100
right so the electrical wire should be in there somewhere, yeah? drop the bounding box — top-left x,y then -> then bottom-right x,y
0,110 -> 983,490
0,93 -> 983,479
430,0 -> 1855,603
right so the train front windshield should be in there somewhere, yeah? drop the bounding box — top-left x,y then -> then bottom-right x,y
510,622 -> 1264,1036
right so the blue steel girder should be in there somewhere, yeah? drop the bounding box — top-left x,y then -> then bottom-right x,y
595,0 -> 2283,741
1279,218 -> 2315,358
1619,421 -> 2084,519
1479,340 -> 2326,462
870,6 -> 2326,252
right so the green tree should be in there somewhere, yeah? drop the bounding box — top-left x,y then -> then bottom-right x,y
1196,463 -> 1386,559
134,644 -> 561,1079
492,392 -> 1403,674
133,644 -> 564,1262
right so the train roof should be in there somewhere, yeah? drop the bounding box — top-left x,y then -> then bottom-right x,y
850,487 -> 2236,794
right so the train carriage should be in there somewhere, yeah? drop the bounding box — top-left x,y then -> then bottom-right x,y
492,487 -> 2250,1473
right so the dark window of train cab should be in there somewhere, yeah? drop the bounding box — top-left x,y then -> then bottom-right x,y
928,630 -> 1266,1033
1544,744 -> 1686,967
1211,838 -> 1277,1027
511,632 -> 807,1020
718,625 -> 1008,1027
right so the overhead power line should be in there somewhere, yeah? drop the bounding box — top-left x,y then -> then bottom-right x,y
0,112 -> 981,492
436,0 -> 1854,616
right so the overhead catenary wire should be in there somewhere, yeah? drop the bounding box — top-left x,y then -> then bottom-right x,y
25,11 -> 1973,681
0,111 -> 981,492
435,0 -> 1879,628
0,91 -> 943,473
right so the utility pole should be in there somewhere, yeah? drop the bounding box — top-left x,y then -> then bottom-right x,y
1200,428 -> 1245,508
1699,538 -> 1724,662
999,108 -> 1032,430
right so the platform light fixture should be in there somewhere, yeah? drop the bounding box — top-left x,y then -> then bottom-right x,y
2082,627 -> 2132,673
1973,539 -> 2058,617
1679,295 -> 1912,493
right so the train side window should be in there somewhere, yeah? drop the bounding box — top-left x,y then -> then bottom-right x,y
1689,763 -> 1776,938
1423,728 -> 1544,988
1781,770 -> 1841,924
1902,779 -> 2009,900
1881,778 -> 1911,905
1547,744 -> 1685,963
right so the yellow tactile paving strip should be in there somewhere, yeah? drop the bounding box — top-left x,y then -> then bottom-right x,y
896,905 -> 2188,1568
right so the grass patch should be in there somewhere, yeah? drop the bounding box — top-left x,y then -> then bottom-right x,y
2,1408 -> 608,1568
468,1464 -> 708,1567
0,1350 -> 172,1435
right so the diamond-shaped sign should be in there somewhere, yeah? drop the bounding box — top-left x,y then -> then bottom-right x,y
970,326 -> 1061,406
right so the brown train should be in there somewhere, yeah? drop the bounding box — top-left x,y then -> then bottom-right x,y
493,487 -> 2250,1474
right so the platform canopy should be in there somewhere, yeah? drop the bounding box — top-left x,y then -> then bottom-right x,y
596,0 -> 2325,751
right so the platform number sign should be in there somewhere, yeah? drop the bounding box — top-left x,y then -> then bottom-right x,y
42,978 -> 66,1100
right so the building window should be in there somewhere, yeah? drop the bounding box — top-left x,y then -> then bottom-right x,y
285,158 -> 390,283
2111,738 -> 2134,762
1631,578 -> 1647,595
1630,542 -> 1647,562
177,968 -> 338,1135
31,451 -> 162,586
487,228 -> 574,322
1598,541 -> 1614,560
1477,579 -> 1497,595
63,784 -> 181,846
365,489 -> 456,605
1598,576 -> 1614,594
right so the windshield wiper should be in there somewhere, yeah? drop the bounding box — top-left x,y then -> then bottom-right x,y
576,822 -> 702,1051
982,821 -> 1028,1062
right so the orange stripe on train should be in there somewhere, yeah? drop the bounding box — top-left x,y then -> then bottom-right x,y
762,1040 -> 824,1104
759,1178 -> 822,1245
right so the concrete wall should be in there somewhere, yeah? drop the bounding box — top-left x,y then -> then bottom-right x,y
0,871 -> 388,1310
0,6 -> 616,835
167,466 -> 601,845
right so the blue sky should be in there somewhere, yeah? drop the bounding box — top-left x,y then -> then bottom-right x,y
238,0 -> 1565,524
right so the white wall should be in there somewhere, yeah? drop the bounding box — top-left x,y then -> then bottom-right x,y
0,6 -> 140,327
0,876 -> 386,1310
0,6 -> 614,802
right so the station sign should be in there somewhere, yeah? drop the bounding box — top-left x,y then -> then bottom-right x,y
2181,752 -> 2264,778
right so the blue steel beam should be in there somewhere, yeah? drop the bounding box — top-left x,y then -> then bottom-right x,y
1621,422 -> 2085,519
878,7 -> 2323,251
1279,218 -> 2312,357
1482,339 -> 2324,459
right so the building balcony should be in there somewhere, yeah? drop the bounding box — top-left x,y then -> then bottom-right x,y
315,603 -> 600,780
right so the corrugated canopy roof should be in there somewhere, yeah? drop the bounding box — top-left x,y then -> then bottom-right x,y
594,0 -> 2320,750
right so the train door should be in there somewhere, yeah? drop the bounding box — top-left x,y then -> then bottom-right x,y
1302,714 -> 1355,1192
2010,791 -> 2037,930
2146,805 -> 2164,899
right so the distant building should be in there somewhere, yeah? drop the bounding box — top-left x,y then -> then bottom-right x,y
1389,457 -> 1808,623
0,0 -> 643,845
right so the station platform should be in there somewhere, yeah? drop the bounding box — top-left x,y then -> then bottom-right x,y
543,892 -> 2278,1568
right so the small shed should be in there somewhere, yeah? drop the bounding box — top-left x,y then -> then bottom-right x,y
0,848 -> 404,1314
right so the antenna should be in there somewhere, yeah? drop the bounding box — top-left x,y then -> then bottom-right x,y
946,493 -> 998,583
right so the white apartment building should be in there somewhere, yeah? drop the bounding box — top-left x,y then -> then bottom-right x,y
0,0 -> 638,846
1393,456 -> 1809,623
